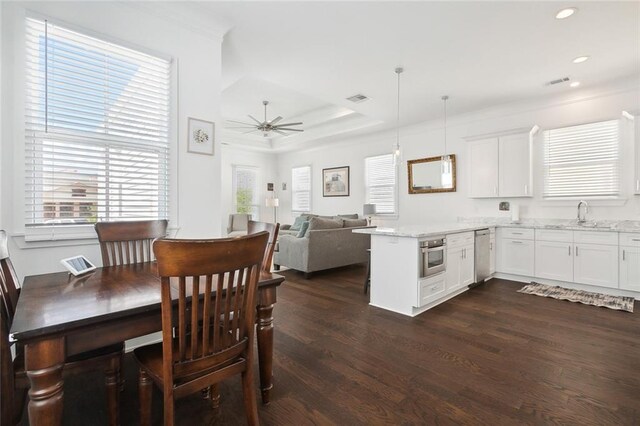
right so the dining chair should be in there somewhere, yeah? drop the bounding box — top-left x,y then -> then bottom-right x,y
247,220 -> 280,273
0,230 -> 123,426
134,232 -> 269,426
95,220 -> 168,266
227,213 -> 251,237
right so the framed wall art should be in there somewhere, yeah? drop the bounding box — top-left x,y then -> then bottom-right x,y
322,166 -> 350,197
187,117 -> 215,155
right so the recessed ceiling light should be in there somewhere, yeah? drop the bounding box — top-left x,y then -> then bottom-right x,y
556,7 -> 578,19
570,81 -> 581,88
572,56 -> 590,64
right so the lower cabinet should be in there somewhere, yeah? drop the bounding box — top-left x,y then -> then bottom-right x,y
417,273 -> 447,307
620,246 -> 640,291
489,234 -> 496,275
573,243 -> 619,288
446,244 -> 475,292
535,240 -> 573,282
497,238 -> 534,276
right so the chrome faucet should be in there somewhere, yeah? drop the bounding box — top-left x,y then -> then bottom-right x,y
577,200 -> 589,223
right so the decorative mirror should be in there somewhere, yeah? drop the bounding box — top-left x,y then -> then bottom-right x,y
407,155 -> 457,194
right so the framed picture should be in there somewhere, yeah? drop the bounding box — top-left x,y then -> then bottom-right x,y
323,166 -> 350,197
187,118 -> 215,155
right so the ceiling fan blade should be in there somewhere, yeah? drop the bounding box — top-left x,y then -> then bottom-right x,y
227,119 -> 255,126
248,115 -> 263,125
273,129 -> 287,135
242,129 -> 260,134
276,128 -> 304,132
226,126 -> 258,130
269,116 -> 283,125
274,122 -> 303,127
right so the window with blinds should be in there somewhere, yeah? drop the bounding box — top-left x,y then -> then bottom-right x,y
24,17 -> 171,238
233,165 -> 260,219
365,154 -> 397,215
543,120 -> 620,199
291,166 -> 311,212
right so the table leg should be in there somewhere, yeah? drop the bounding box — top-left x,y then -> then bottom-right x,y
256,288 -> 276,404
25,337 -> 65,426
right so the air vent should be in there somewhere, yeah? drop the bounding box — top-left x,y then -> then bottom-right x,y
346,94 -> 370,103
547,77 -> 570,86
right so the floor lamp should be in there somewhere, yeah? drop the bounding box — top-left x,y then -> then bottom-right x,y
266,196 -> 279,223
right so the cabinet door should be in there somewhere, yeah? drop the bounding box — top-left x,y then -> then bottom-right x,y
446,246 -> 463,291
489,236 -> 496,275
535,240 -> 573,282
574,244 -> 619,288
620,246 -> 640,292
460,245 -> 475,286
498,133 -> 532,197
468,138 -> 499,198
498,238 -> 534,276
635,118 -> 640,194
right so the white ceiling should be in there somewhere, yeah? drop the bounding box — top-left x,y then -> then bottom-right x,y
193,1 -> 640,152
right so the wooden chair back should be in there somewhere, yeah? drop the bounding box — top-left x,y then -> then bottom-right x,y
95,220 -> 168,266
152,232 -> 269,399
0,231 -> 20,322
0,291 -> 17,426
247,221 -> 280,273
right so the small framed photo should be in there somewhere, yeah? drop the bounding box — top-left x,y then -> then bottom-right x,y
323,166 -> 350,197
187,118 -> 215,155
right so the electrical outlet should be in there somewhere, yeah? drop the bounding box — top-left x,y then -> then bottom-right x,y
499,201 -> 510,211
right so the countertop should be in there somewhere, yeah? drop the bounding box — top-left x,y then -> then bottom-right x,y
352,219 -> 640,238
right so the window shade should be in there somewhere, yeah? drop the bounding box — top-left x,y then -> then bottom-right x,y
365,154 -> 397,214
291,166 -> 311,212
543,120 -> 620,199
24,18 -> 171,234
233,165 -> 260,219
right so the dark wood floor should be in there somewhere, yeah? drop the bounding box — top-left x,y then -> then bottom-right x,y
19,265 -> 640,425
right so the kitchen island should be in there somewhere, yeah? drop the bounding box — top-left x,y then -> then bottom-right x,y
353,224 -> 495,317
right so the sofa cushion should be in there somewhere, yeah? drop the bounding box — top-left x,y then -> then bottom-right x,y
307,217 -> 343,232
338,214 -> 359,219
343,218 -> 368,228
290,215 -> 307,231
296,221 -> 310,238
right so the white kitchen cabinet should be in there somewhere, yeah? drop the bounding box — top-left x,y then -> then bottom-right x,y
635,118 -> 640,195
620,246 -> 640,292
535,240 -> 573,282
468,131 -> 532,198
573,243 -> 619,288
498,133 -> 532,197
468,138 -> 499,198
497,238 -> 534,276
489,234 -> 496,275
446,244 -> 475,292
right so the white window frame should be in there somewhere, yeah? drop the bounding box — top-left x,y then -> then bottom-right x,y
291,165 -> 312,213
22,14 -> 175,242
232,165 -> 260,220
365,153 -> 398,217
543,119 -> 621,200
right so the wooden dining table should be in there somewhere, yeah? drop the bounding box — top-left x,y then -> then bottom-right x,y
9,262 -> 285,426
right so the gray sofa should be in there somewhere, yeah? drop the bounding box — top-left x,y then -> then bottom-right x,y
274,214 -> 374,277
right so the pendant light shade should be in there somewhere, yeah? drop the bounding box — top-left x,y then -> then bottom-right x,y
441,95 -> 452,173
393,67 -> 403,165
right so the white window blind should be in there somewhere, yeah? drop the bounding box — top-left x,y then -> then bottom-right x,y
291,166 -> 311,212
24,18 -> 171,238
365,154 -> 397,215
233,165 -> 260,219
543,120 -> 620,199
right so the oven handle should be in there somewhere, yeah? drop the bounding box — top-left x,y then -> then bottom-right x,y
421,245 -> 445,253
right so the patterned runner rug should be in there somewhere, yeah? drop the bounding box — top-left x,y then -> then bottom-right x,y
518,282 -> 634,313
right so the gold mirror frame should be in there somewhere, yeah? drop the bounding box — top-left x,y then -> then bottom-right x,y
407,154 -> 457,194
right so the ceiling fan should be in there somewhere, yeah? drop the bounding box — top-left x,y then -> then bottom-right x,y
226,100 -> 304,137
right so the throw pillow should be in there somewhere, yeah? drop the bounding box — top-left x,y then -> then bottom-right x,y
338,214 -> 359,219
290,215 -> 307,231
343,218 -> 368,228
296,221 -> 310,238
307,217 -> 343,231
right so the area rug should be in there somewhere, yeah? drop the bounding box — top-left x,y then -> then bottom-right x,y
518,282 -> 634,313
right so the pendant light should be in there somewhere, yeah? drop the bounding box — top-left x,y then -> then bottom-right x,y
441,95 -> 452,173
393,67 -> 403,165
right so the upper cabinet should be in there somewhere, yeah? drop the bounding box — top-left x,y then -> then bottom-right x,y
635,118 -> 640,195
467,130 -> 533,198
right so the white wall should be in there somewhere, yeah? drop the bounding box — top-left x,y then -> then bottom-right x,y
276,83 -> 640,227
220,144 -> 278,234
1,1 -> 224,279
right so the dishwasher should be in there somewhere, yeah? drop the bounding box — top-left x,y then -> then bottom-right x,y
473,229 -> 491,285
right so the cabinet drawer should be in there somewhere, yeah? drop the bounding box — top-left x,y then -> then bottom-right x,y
620,233 -> 640,247
573,231 -> 618,246
417,274 -> 446,307
447,231 -> 474,248
500,227 -> 534,240
535,229 -> 573,242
